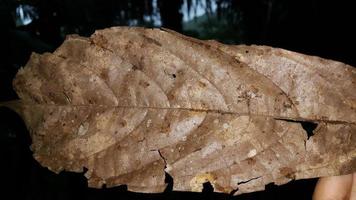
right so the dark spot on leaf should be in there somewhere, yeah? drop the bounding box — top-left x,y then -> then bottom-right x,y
95,34 -> 108,47
279,167 -> 296,179
167,94 -> 175,100
132,64 -> 143,71
247,158 -> 256,165
100,70 -> 108,80
119,120 -> 127,127
199,81 -> 207,88
139,80 -> 150,88
172,74 -> 176,78
161,122 -> 171,133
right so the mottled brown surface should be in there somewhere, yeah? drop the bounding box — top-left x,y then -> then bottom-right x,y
2,27 -> 355,195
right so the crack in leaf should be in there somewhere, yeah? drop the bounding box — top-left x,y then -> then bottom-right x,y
237,176 -> 262,185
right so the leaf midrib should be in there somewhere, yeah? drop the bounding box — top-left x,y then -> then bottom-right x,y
16,102 -> 355,125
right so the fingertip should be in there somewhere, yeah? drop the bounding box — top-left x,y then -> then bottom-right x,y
350,173 -> 356,200
313,174 -> 353,200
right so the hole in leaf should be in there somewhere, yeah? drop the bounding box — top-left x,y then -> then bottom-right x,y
301,121 -> 318,139
164,172 -> 173,192
275,118 -> 318,140
82,167 -> 88,173
202,181 -> 214,193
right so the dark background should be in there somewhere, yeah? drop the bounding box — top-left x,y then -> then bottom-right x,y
0,0 -> 355,199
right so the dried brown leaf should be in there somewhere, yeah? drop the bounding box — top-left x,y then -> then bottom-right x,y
2,27 -> 355,195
